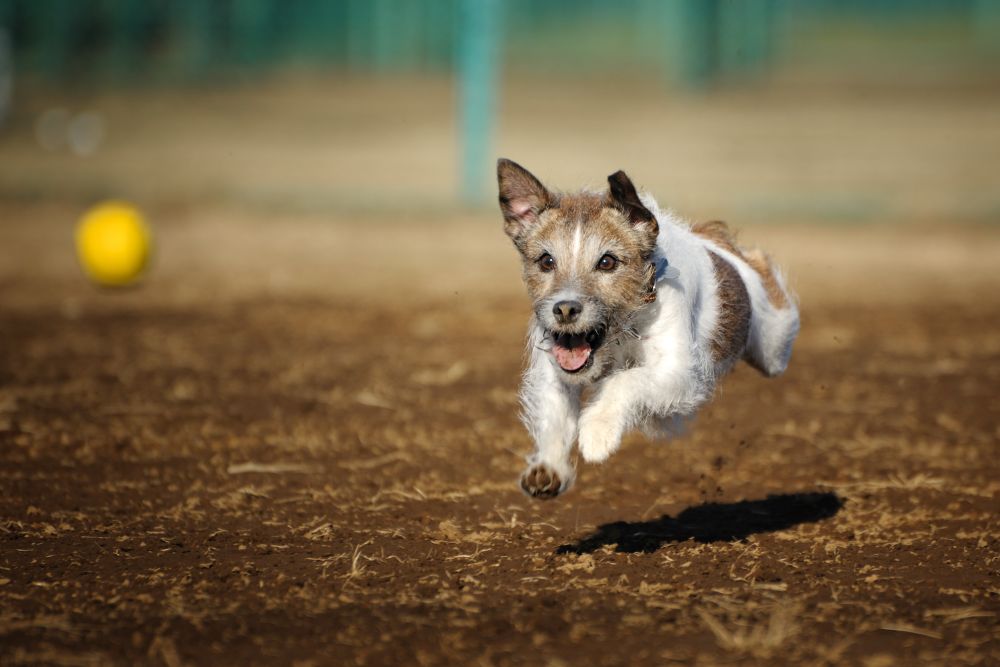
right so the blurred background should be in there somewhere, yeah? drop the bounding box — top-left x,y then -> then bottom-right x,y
1,0 -> 998,219
0,0 -> 999,310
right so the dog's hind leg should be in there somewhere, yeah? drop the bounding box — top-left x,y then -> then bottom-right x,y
518,329 -> 580,499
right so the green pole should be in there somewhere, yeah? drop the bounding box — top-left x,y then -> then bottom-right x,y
457,0 -> 500,205
716,0 -> 745,75
395,0 -> 423,71
736,0 -> 774,76
170,0 -> 213,80
346,0 -> 372,69
103,0 -> 147,82
371,0 -> 394,70
33,0 -> 79,81
423,0 -> 456,71
232,0 -> 271,68
0,22 -> 11,127
974,0 -> 1000,53
296,0 -> 347,63
662,0 -> 718,89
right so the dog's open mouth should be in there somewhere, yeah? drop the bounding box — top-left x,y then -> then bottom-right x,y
550,326 -> 607,373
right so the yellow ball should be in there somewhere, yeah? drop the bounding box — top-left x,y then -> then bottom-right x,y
75,201 -> 152,287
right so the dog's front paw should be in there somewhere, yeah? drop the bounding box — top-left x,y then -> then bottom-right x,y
520,463 -> 568,500
578,410 -> 623,463
578,429 -> 618,463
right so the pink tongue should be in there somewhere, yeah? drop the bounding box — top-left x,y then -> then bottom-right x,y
553,343 -> 592,372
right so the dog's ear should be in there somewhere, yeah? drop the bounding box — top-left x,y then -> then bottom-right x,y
607,170 -> 658,240
497,158 -> 551,242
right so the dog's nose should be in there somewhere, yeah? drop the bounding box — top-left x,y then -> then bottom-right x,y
552,300 -> 583,324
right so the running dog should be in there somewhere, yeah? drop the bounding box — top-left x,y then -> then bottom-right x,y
497,158 -> 799,499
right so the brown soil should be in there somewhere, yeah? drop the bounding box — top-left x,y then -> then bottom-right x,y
1,203 -> 998,666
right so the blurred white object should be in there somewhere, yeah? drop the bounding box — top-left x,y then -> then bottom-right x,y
36,107 -> 70,151
68,111 -> 106,156
0,27 -> 11,128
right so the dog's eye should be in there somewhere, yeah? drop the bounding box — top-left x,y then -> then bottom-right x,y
538,253 -> 556,272
596,254 -> 618,272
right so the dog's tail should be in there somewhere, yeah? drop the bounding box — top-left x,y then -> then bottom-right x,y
741,248 -> 799,377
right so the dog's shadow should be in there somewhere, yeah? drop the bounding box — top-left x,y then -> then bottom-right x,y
557,492 -> 842,555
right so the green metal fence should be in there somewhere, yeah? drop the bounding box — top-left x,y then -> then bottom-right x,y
2,0 -> 997,202
5,0 -> 994,85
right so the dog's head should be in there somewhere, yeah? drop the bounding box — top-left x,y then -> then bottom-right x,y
497,158 -> 659,383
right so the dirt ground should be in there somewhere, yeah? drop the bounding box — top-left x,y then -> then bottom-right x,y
1,74 -> 999,665
0,199 -> 998,666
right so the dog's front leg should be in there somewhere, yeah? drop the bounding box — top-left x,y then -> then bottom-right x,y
518,336 -> 580,499
576,369 -> 644,464
578,345 -> 705,464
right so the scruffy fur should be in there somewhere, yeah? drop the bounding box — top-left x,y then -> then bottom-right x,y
497,159 -> 799,499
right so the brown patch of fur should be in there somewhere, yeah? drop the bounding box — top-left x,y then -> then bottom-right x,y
742,248 -> 789,309
692,220 -> 788,309
692,220 -> 741,256
708,252 -> 751,367
551,192 -> 608,226
497,158 -> 552,245
549,192 -> 658,260
519,195 -> 657,314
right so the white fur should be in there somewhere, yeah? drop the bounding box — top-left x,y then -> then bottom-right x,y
519,195 -> 799,492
